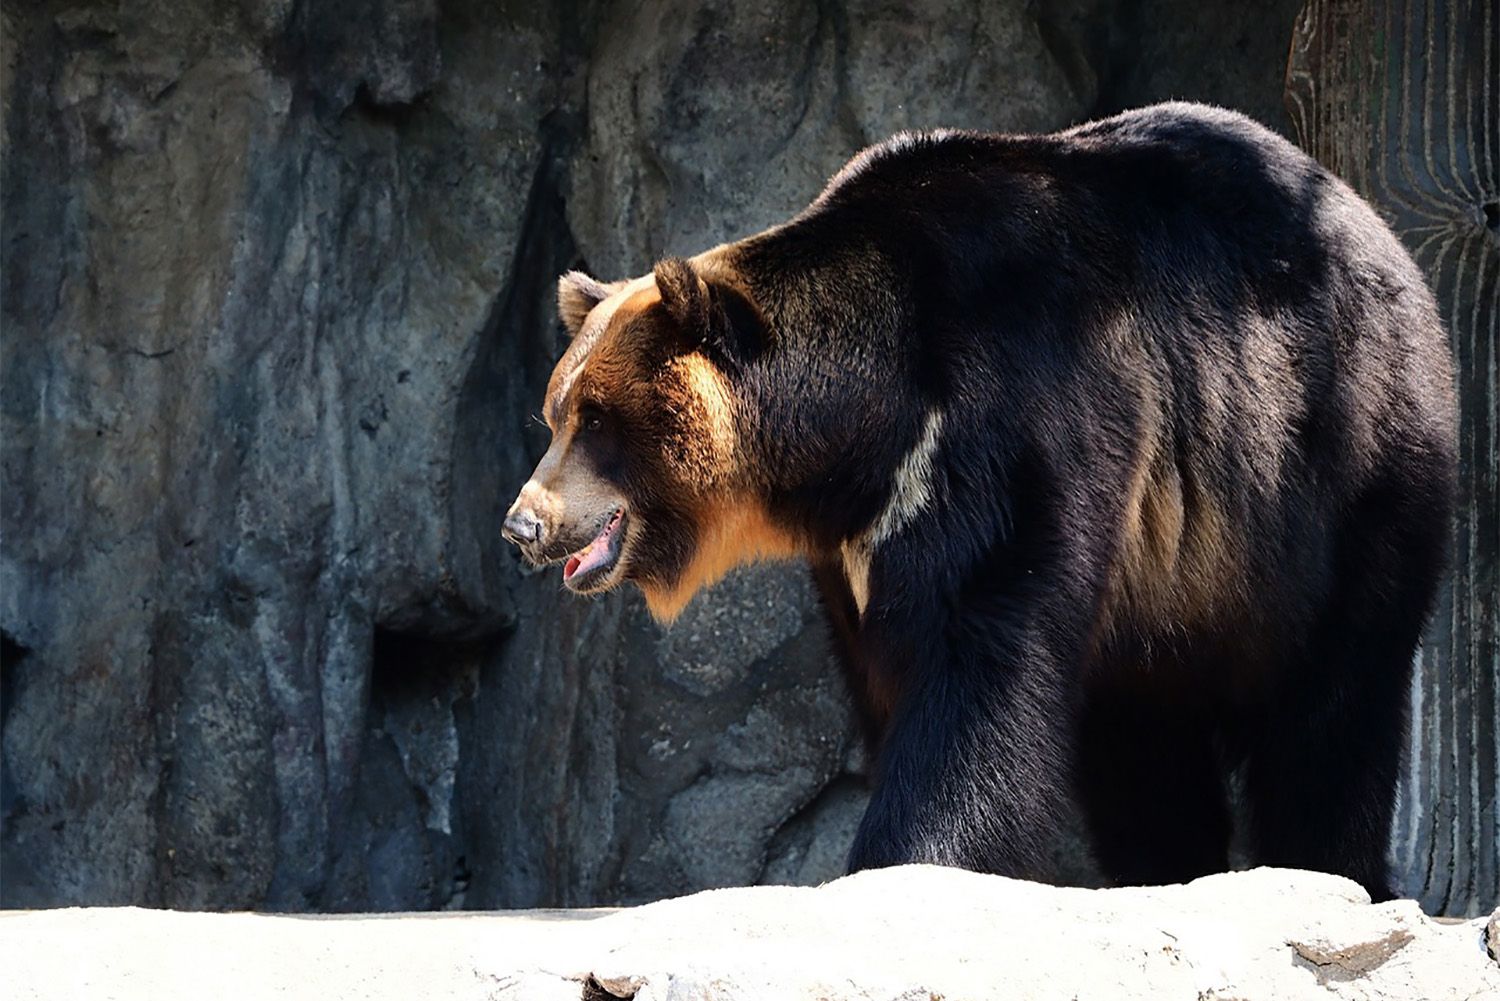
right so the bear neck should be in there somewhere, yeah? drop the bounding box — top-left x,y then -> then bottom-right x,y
702,232 -> 930,559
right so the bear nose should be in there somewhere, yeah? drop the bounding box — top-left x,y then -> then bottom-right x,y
502,509 -> 543,546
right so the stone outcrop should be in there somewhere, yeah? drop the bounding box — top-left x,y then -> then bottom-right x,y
3,867 -> 1497,1000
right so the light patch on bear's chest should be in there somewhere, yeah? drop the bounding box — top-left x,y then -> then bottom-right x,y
840,410 -> 945,614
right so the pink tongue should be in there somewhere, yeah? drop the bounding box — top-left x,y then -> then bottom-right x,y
566,513 -> 620,579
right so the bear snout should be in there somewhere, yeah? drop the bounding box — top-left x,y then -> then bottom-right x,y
502,508 -> 543,547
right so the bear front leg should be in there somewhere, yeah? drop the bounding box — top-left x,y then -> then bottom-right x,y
845,633 -> 1074,880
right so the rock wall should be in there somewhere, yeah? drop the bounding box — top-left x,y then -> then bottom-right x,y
3,0 -> 1311,911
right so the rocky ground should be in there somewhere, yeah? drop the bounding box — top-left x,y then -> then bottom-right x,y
4,867 -> 1498,1000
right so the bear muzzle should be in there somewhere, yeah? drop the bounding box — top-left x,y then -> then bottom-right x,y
501,509 -> 542,545
502,493 -> 631,594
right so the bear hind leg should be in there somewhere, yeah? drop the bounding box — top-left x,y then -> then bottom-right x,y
1239,630 -> 1413,902
1239,673 -> 1406,902
1240,492 -> 1443,903
1075,682 -> 1233,886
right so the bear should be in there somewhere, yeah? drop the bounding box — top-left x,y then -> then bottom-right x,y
502,102 -> 1456,902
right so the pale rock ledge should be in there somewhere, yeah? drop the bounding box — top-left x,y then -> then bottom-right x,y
3,866 -> 1496,1000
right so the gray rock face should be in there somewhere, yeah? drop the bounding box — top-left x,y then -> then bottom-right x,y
2,0 -> 561,910
2,0 -> 1323,912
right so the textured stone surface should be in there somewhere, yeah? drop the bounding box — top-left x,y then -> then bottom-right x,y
3,868 -> 1498,1000
1,0 -> 562,910
3,0 -> 1319,912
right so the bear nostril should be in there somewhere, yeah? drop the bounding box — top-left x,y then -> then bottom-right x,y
502,510 -> 542,545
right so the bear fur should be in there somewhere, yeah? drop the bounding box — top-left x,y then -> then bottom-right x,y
503,102 -> 1456,901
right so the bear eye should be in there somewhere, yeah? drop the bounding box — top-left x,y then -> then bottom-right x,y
578,404 -> 605,433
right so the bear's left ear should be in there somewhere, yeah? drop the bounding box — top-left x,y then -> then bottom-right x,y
558,271 -> 617,339
653,257 -> 711,334
653,257 -> 768,367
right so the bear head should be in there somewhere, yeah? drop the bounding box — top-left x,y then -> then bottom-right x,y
503,257 -> 799,622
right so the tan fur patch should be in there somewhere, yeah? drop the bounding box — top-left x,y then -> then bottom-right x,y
659,352 -> 739,488
640,501 -> 803,624
1108,435 -> 1241,638
839,538 -> 873,616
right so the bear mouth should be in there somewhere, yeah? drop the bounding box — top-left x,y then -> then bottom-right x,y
562,506 -> 628,593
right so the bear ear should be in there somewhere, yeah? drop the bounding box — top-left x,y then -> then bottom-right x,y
558,271 -> 616,339
653,257 -> 710,333
654,256 -> 769,367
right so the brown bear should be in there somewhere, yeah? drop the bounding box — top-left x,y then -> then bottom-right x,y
502,102 -> 1456,901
